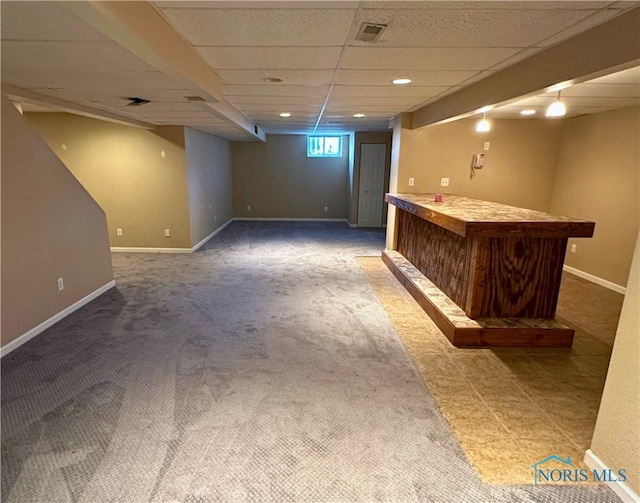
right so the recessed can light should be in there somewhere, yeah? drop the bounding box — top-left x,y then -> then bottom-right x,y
392,78 -> 412,85
520,109 -> 536,116
353,113 -> 365,118
279,112 -> 291,117
263,77 -> 283,83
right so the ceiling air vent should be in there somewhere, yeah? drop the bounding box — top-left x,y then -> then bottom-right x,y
355,23 -> 386,42
186,96 -> 206,102
126,97 -> 150,107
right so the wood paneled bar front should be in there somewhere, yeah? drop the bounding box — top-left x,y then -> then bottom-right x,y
384,193 -> 595,347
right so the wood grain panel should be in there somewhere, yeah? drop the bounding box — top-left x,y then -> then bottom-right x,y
397,209 -> 470,307
468,237 -> 567,319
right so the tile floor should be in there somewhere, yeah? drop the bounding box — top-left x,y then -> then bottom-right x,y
357,257 -> 625,485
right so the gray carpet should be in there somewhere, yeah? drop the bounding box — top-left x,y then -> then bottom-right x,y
1,222 -> 620,502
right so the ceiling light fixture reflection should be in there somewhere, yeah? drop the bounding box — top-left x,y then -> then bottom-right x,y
475,113 -> 491,133
279,112 -> 291,117
353,113 -> 365,118
545,80 -> 572,93
520,109 -> 536,116
392,78 -> 412,85
545,91 -> 567,118
263,77 -> 283,83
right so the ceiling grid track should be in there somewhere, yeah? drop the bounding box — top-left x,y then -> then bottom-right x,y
312,2 -> 364,134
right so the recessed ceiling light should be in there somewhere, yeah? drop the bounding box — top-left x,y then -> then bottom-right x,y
263,77 -> 283,83
520,109 -> 536,116
392,78 -> 412,85
353,113 -> 366,118
279,112 -> 291,117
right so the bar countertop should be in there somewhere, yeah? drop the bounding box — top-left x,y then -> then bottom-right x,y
385,193 -> 595,238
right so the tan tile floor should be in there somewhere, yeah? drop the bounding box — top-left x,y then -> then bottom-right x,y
357,257 -> 625,485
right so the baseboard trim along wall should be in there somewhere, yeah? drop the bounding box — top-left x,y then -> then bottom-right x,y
233,217 -> 352,223
1,280 -> 117,358
191,219 -> 234,252
563,265 -> 626,295
110,247 -> 192,253
584,449 -> 640,503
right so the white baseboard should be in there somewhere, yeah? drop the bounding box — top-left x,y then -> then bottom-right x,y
584,449 -> 639,503
191,219 -> 233,252
110,247 -> 192,254
563,265 -> 626,295
1,280 -> 116,358
232,217 -> 351,223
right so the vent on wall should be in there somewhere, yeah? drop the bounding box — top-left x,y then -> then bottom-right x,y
355,23 -> 387,42
126,97 -> 150,107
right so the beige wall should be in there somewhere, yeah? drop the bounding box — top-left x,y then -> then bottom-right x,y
550,107 -> 640,287
184,128 -> 233,246
590,233 -> 640,495
394,117 -> 562,211
231,134 -> 349,219
25,113 -> 192,249
351,131 -> 392,226
1,96 -> 113,347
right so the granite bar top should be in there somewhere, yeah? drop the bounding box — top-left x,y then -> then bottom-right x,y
385,193 -> 595,238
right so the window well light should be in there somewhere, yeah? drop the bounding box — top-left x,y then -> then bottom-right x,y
475,113 -> 491,133
520,109 -> 536,116
392,78 -> 412,85
279,112 -> 291,117
353,113 -> 365,118
545,91 -> 566,118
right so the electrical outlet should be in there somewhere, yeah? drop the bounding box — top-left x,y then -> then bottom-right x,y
484,142 -> 490,151
164,228 -> 171,238
441,177 -> 450,187
408,177 -> 415,186
571,244 -> 577,254
116,228 -> 123,237
247,205 -> 251,211
57,277 -> 64,291
324,206 -> 329,212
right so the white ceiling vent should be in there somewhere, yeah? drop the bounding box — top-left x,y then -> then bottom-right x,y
355,23 -> 386,43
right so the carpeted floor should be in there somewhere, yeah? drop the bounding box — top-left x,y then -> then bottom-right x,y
1,222 -> 620,502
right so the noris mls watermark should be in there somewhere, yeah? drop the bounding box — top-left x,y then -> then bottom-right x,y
529,455 -> 627,485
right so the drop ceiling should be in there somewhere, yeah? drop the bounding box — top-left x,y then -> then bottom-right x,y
1,1 -> 639,140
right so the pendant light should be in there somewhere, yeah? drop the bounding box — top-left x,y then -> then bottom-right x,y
546,91 -> 567,118
475,112 -> 491,133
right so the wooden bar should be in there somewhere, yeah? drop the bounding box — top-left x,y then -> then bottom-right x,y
385,193 -> 595,347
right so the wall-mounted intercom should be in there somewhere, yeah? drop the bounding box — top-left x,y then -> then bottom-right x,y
470,153 -> 486,178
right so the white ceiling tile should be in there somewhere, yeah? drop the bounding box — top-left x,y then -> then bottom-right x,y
197,46 -> 341,70
327,96 -> 421,107
350,9 -> 595,48
488,48 -> 541,71
155,1 -> 359,9
218,69 -> 335,85
226,95 -> 324,106
0,1 -> 105,41
0,70 -> 188,90
222,85 -> 329,97
330,85 -> 449,98
160,8 -> 355,46
588,66 -> 640,85
341,47 -> 522,71
1,41 -> 157,72
334,69 -> 479,87
534,9 -> 622,47
561,83 -> 640,98
237,103 -> 322,112
361,2 -> 615,10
